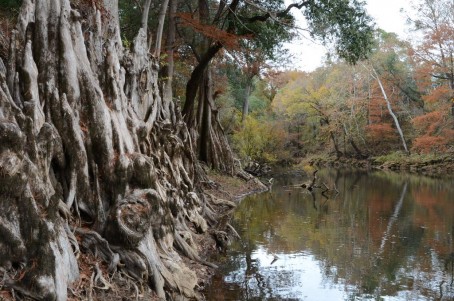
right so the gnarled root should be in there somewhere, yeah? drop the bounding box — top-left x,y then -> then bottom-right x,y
75,227 -> 120,273
174,231 -> 218,269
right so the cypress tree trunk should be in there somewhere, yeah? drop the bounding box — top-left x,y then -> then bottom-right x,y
195,67 -> 235,173
0,0 -> 239,299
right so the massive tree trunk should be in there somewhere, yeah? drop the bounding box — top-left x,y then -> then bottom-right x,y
181,0 -> 237,174
0,0 -> 237,300
196,68 -> 235,173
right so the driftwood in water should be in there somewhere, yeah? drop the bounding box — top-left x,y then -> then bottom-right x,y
300,170 -> 339,197
301,170 -> 319,191
244,161 -> 272,177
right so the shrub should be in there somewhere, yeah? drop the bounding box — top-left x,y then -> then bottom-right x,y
232,116 -> 288,163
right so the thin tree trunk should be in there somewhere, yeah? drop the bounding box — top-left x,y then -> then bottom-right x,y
141,0 -> 152,31
160,0 -> 177,121
373,68 -> 409,154
163,0 -> 177,100
242,79 -> 253,123
154,0 -> 170,58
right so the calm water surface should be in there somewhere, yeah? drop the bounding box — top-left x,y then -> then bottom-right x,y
205,169 -> 454,300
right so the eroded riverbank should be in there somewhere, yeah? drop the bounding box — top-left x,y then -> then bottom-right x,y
302,152 -> 454,178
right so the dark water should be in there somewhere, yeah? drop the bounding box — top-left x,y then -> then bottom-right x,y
204,169 -> 454,301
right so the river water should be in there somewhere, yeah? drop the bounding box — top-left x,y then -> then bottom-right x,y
204,168 -> 454,300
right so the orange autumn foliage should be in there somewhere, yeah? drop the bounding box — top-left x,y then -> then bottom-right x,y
421,85 -> 451,103
177,12 -> 251,49
365,123 -> 397,142
368,98 -> 387,124
411,109 -> 453,153
412,135 -> 447,154
411,110 -> 444,135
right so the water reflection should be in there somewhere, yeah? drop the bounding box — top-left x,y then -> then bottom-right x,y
205,169 -> 454,300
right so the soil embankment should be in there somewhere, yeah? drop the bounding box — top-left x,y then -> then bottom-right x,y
303,153 -> 454,178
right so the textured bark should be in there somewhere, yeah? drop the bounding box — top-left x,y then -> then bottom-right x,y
160,0 -> 177,123
179,0 -> 240,174
0,0 -> 237,300
153,0 -> 170,58
192,68 -> 235,174
181,49 -> 235,173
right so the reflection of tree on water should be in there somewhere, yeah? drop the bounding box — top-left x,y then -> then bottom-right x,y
309,171 -> 454,300
370,182 -> 408,298
310,188 -> 335,230
377,182 -> 408,257
243,249 -> 272,299
307,170 -> 340,230
445,252 -> 454,286
442,226 -> 454,298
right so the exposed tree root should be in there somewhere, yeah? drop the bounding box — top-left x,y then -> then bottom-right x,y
226,223 -> 241,240
174,232 -> 218,269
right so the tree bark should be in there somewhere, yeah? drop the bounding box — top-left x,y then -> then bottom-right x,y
182,42 -> 223,124
153,0 -> 170,58
192,67 -> 236,173
160,0 -> 177,122
373,68 -> 409,154
241,79 -> 253,123
141,0 -> 152,31
181,0 -> 240,173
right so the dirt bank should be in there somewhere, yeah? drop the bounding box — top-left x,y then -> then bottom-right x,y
302,153 -> 454,178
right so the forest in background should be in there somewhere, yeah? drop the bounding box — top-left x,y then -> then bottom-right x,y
223,0 -> 454,167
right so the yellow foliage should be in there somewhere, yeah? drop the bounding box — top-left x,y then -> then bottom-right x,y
302,164 -> 316,174
232,116 -> 288,163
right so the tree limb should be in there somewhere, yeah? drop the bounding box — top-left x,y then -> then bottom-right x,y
240,0 -> 310,23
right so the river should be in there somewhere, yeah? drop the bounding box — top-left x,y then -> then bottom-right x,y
204,168 -> 454,300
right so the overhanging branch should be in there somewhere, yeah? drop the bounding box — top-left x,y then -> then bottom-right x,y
240,0 -> 310,23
